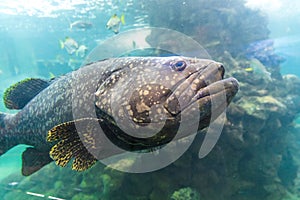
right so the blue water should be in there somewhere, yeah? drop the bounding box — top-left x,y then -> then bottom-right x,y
255,1 -> 300,77
1,0 -> 300,199
0,0 -> 147,111
0,0 -> 148,181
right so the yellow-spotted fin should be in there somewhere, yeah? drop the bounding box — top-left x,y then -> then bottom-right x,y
47,118 -> 101,171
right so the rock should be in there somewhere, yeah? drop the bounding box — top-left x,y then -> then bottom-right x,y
236,95 -> 287,120
283,74 -> 300,95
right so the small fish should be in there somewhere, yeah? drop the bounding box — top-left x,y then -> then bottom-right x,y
59,37 -> 78,55
76,45 -> 88,58
248,58 -> 272,80
132,40 -> 136,49
106,14 -> 125,34
244,67 -> 253,72
55,54 -> 65,64
49,72 -> 56,79
67,58 -> 81,69
70,21 -> 93,30
8,181 -> 19,186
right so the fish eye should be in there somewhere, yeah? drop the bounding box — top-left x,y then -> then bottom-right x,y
171,60 -> 187,71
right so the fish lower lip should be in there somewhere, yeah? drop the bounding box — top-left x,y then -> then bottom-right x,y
189,77 -> 239,107
194,78 -> 238,99
168,77 -> 239,116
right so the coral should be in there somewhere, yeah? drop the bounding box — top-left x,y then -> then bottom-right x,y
171,187 -> 201,200
71,193 -> 99,200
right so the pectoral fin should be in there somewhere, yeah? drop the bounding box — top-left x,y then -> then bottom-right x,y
22,147 -> 53,176
47,118 -> 101,171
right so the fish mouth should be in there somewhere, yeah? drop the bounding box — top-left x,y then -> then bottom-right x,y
163,62 -> 239,116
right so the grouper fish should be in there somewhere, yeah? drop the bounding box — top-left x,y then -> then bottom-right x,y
0,56 -> 239,176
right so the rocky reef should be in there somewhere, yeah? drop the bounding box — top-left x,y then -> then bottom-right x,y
2,0 -> 300,200
142,0 -> 270,58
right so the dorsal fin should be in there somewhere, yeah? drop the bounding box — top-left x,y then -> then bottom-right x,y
4,78 -> 50,110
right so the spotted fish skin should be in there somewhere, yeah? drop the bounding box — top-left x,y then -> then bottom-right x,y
0,56 -> 239,174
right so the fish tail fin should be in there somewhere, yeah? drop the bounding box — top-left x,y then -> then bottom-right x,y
59,40 -> 64,49
0,112 -> 6,132
0,112 -> 4,122
0,112 -> 52,176
120,14 -> 125,25
0,112 -> 10,156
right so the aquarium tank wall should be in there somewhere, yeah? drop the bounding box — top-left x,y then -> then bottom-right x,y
1,0 -> 300,200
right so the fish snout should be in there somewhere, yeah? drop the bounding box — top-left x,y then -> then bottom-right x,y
163,62 -> 237,117
222,77 -> 239,103
199,62 -> 225,84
